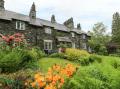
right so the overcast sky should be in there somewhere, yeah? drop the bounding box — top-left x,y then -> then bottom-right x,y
5,0 -> 120,32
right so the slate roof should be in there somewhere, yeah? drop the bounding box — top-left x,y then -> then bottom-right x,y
0,10 -> 87,34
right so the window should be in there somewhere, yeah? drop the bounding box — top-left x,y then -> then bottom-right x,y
82,43 -> 87,49
44,40 -> 52,50
45,28 -> 51,34
82,34 -> 86,39
88,46 -> 92,52
72,42 -> 75,48
71,32 -> 75,37
16,21 -> 25,30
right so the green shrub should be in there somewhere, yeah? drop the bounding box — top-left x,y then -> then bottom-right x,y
65,48 -> 90,61
89,55 -> 102,63
109,54 -> 120,57
0,77 -> 14,89
111,59 -> 120,69
28,48 -> 46,60
78,57 -> 90,66
0,47 -> 44,73
89,68 -> 108,82
62,68 -> 111,89
49,53 -> 66,59
0,69 -> 35,89
0,51 -> 24,72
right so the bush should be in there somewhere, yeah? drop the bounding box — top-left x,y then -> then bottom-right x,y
65,48 -> 90,61
62,66 -> 112,89
0,47 -> 45,73
89,55 -> 102,63
62,69 -> 110,89
0,77 -> 14,89
49,53 -> 66,59
0,69 -> 35,89
111,59 -> 120,69
28,48 -> 46,60
0,50 -> 24,72
109,54 -> 120,57
78,57 -> 90,66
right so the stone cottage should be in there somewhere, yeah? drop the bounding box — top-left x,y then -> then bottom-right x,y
0,0 -> 91,53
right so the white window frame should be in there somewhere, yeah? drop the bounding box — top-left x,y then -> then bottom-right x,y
45,28 -> 51,34
82,43 -> 87,49
72,42 -> 76,48
82,34 -> 86,39
16,21 -> 25,30
71,32 -> 75,37
44,40 -> 52,50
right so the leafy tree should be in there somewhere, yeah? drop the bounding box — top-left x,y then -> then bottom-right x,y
112,12 -> 120,43
89,22 -> 111,55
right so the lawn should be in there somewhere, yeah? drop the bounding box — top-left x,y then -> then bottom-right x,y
38,57 -> 78,73
38,56 -> 120,73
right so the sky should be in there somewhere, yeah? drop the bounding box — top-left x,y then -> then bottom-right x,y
4,0 -> 120,32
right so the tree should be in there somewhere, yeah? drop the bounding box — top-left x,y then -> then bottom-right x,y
112,12 -> 120,43
89,22 -> 111,55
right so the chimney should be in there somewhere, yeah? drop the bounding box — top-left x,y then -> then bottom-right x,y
0,0 -> 5,11
51,15 -> 56,23
29,2 -> 36,19
64,17 -> 74,29
77,23 -> 81,30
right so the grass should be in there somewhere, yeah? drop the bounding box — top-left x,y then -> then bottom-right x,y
38,56 -> 120,73
38,57 -> 78,73
64,56 -> 120,89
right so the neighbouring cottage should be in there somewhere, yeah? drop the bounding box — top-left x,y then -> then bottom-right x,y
0,0 -> 91,53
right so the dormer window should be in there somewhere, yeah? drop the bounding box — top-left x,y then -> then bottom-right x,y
16,21 -> 25,30
45,28 -> 51,34
71,32 -> 75,37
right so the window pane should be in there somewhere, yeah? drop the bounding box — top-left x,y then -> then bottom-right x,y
45,28 -> 51,34
16,21 -> 25,30
44,41 -> 52,50
21,22 -> 25,30
16,21 -> 20,29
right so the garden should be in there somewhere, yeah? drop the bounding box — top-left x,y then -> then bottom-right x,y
0,33 -> 120,89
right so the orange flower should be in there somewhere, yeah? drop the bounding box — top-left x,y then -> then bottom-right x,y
31,82 -> 36,87
30,64 -> 77,89
60,78 -> 64,84
45,84 -> 56,89
52,64 -> 61,71
46,75 -> 53,82
34,73 -> 40,79
38,81 -> 46,88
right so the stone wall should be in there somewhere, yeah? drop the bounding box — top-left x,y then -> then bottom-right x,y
0,19 -> 90,51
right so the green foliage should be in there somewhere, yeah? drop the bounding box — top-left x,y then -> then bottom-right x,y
65,48 -> 90,61
89,55 -> 102,63
110,58 -> 120,69
29,48 -> 46,59
89,22 -> 111,55
0,77 -> 14,89
78,57 -> 90,66
62,68 -> 110,89
109,53 -> 120,57
112,12 -> 120,43
0,47 -> 44,73
62,56 -> 120,89
0,69 -> 35,89
49,53 -> 66,59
